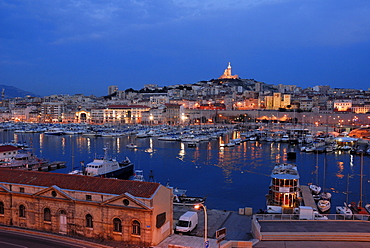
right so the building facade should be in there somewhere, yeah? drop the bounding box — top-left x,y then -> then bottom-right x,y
0,169 -> 173,246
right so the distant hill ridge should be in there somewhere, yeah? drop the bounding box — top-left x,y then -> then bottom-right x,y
0,85 -> 39,99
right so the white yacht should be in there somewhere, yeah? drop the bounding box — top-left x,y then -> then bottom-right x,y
70,148 -> 133,179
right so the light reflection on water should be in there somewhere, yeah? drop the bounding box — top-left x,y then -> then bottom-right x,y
5,132 -> 370,212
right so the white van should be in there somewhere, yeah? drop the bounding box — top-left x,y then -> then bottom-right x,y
175,211 -> 198,233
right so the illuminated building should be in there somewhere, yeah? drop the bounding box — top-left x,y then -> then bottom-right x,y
218,62 -> 239,79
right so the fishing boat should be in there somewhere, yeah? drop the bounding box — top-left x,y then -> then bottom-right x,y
69,148 -> 134,179
167,182 -> 206,206
173,195 -> 206,206
266,163 -> 301,214
132,169 -> 145,181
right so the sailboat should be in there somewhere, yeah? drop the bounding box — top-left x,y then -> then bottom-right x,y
336,174 -> 353,219
349,154 -> 368,215
310,151 -> 322,198
317,154 -> 331,213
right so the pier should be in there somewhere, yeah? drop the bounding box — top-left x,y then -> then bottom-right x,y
33,161 -> 67,172
301,185 -> 317,210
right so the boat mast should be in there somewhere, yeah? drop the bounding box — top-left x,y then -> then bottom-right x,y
315,150 -> 319,186
359,153 -> 364,208
346,173 -> 350,204
323,154 -> 326,192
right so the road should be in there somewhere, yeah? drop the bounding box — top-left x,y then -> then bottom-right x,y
0,228 -> 110,248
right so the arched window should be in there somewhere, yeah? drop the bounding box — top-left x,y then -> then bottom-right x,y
113,218 -> 122,232
86,214 -> 93,228
0,201 -> 4,214
44,208 -> 51,221
19,205 -> 26,218
132,220 -> 140,235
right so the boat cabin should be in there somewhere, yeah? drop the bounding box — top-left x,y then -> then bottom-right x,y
266,163 -> 301,213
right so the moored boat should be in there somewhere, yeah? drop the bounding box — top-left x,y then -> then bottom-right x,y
336,202 -> 353,219
365,204 -> 370,214
266,163 -> 301,213
173,194 -> 206,206
320,191 -> 332,200
132,169 -> 145,181
126,143 -> 138,149
309,184 -> 321,195
317,199 -> 331,213
69,147 -> 133,179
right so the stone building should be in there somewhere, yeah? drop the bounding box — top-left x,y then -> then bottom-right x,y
0,169 -> 173,246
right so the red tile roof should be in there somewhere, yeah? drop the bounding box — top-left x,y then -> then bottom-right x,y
0,145 -> 21,153
0,169 -> 160,198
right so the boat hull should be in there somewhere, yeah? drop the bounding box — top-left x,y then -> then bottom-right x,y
94,163 -> 134,180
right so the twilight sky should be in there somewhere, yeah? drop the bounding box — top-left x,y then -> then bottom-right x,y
0,0 -> 369,97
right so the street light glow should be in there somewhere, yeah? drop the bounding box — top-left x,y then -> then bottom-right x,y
194,203 -> 208,247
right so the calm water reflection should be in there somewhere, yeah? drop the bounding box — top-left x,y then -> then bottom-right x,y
4,131 -> 370,213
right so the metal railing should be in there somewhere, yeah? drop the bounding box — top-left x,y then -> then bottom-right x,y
254,213 -> 370,221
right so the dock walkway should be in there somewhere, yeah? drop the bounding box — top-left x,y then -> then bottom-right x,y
301,185 -> 317,210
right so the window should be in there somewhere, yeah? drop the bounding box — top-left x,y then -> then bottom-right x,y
123,199 -> 129,206
132,220 -> 140,235
44,208 -> 51,221
113,218 -> 122,232
156,212 -> 166,228
19,205 -> 26,218
0,202 -> 4,214
20,187 -> 24,193
86,195 -> 92,201
86,214 -> 93,228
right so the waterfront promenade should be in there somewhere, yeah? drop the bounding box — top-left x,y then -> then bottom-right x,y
0,207 -> 369,248
154,205 -> 370,248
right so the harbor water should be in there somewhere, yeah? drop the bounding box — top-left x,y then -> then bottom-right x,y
3,131 -> 370,213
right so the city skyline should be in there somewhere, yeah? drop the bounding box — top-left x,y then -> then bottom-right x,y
1,0 -> 369,97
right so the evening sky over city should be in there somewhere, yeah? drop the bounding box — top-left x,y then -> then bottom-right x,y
1,0 -> 369,97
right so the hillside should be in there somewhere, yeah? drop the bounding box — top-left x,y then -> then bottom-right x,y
0,85 -> 39,99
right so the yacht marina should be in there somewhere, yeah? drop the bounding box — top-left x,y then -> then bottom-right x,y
0,122 -> 369,215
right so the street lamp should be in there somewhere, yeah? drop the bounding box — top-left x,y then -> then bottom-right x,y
194,203 -> 208,247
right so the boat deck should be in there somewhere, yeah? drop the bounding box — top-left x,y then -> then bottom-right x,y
301,185 -> 317,210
